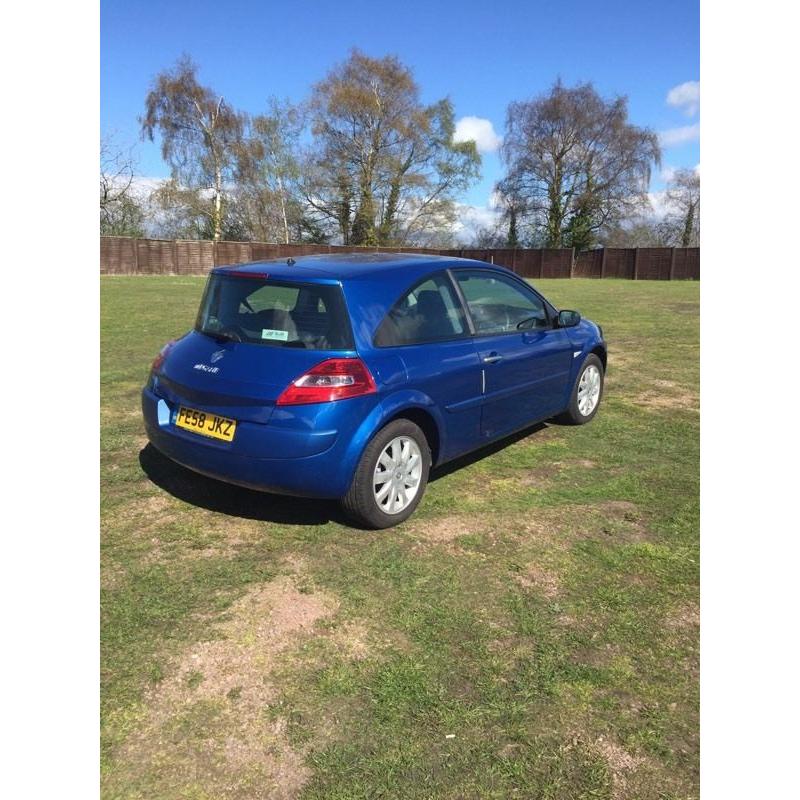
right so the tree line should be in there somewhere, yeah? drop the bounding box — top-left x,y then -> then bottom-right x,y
100,51 -> 699,249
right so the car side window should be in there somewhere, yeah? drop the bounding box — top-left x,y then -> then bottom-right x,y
455,271 -> 548,335
374,273 -> 467,346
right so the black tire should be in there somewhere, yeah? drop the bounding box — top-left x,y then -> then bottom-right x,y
558,353 -> 604,425
341,418 -> 431,529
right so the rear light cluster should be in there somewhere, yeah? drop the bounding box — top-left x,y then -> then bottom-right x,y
151,340 -> 176,373
276,358 -> 377,406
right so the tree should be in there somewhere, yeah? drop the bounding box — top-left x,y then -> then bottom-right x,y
499,80 -> 661,249
148,178 -> 220,240
140,56 -> 243,241
467,224 -> 506,248
303,50 -> 480,246
233,99 -> 305,243
100,136 -> 145,236
663,168 -> 700,247
600,219 -> 671,248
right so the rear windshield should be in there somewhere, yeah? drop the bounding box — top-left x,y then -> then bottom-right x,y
195,274 -> 355,350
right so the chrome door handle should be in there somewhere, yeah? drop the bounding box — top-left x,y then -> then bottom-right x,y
483,354 -> 503,364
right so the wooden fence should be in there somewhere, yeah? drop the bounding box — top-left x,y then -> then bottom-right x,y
100,237 -> 700,280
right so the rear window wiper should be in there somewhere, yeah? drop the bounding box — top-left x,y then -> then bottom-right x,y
204,328 -> 241,343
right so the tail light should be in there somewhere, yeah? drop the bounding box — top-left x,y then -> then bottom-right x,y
276,358 -> 377,406
151,340 -> 176,373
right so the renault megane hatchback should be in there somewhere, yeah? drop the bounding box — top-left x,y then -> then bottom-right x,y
142,254 -> 606,528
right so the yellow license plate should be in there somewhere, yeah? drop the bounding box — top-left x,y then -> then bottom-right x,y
175,406 -> 237,442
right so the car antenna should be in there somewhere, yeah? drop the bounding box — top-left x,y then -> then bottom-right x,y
287,257 -> 296,266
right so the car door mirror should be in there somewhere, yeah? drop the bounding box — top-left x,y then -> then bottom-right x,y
556,310 -> 581,328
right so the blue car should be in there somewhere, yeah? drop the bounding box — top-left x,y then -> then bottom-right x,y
142,254 -> 606,528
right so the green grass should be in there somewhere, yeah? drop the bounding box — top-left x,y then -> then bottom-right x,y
101,276 -> 699,799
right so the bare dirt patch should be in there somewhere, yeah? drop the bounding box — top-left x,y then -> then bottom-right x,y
121,494 -> 182,532
100,560 -> 126,592
327,620 -> 372,661
606,348 -> 641,376
632,379 -> 699,412
413,503 -> 648,555
513,561 -> 560,598
123,497 -> 271,564
664,601 -> 700,633
521,464 -> 559,488
585,501 -> 649,542
410,515 -> 482,544
593,736 -> 645,800
110,576 -> 338,799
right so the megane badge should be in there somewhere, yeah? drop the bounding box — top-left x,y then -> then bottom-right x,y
210,350 -> 225,363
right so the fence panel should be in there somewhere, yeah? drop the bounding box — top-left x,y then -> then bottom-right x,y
637,248 -> 673,281
175,240 -> 214,274
214,241 -> 252,267
513,249 -> 542,278
672,247 -> 700,280
100,236 -> 137,274
574,249 -> 603,278
541,249 -> 573,278
136,239 -> 175,274
99,238 -> 699,280
603,249 -> 636,279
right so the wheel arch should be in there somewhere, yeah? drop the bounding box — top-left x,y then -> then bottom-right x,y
383,406 -> 441,466
590,344 -> 607,370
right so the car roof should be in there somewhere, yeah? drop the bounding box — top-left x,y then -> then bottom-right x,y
211,252 -> 507,283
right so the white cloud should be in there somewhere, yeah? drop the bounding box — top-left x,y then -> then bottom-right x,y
660,163 -> 701,185
667,81 -> 700,117
658,123 -> 700,148
666,80 -> 700,116
128,175 -> 168,198
452,197 -> 502,243
453,116 -> 502,154
660,165 -> 677,183
648,191 -> 670,219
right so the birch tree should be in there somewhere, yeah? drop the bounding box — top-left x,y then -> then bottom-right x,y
663,168 -> 700,247
500,80 -> 661,249
233,99 -> 304,243
140,56 -> 243,241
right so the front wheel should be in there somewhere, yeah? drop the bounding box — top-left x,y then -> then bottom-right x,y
341,419 -> 431,529
559,354 -> 604,425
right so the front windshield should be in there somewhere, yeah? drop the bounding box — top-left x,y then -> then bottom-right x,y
195,274 -> 355,350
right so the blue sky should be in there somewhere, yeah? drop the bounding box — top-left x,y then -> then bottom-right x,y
101,0 -> 699,223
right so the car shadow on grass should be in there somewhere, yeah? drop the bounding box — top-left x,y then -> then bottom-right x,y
429,421 -> 550,482
139,420 -> 552,526
138,444 -> 348,526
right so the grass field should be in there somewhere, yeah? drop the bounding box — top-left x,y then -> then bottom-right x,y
101,276 -> 699,800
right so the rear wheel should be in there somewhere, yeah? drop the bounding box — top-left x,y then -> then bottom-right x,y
341,419 -> 431,529
559,354 -> 604,425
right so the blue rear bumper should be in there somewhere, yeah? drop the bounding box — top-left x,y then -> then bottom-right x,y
141,386 -> 370,499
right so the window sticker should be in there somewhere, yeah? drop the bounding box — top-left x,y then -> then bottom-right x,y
262,328 -> 289,341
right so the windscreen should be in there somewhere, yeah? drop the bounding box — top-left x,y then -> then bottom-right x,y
195,274 -> 355,350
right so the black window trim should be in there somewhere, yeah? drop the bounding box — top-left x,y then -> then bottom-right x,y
372,269 -> 472,349
447,266 -> 556,339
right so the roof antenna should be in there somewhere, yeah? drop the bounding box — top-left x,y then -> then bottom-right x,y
286,257 -> 296,266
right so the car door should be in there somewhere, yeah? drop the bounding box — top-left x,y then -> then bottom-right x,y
451,268 -> 574,440
372,271 -> 484,462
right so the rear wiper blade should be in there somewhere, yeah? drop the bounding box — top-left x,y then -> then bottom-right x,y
204,329 -> 240,343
